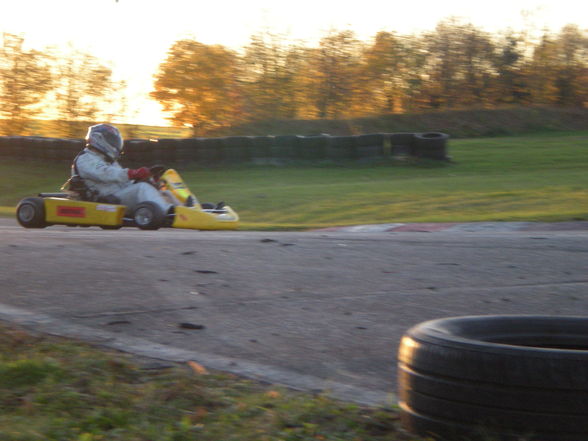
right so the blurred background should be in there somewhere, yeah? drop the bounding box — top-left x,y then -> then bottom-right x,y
0,0 -> 586,139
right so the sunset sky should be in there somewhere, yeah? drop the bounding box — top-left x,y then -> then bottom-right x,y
1,0 -> 586,125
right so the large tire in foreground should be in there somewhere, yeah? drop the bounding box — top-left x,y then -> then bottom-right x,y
133,201 -> 165,230
397,315 -> 588,441
16,197 -> 47,228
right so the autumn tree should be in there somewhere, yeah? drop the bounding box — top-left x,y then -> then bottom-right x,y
151,39 -> 241,135
240,32 -> 305,120
458,26 -> 497,106
493,32 -> 529,104
300,30 -> 363,118
421,19 -> 497,109
148,21 -> 586,131
552,25 -> 588,106
524,33 -> 560,105
0,33 -> 53,135
524,25 -> 588,107
361,31 -> 426,114
50,45 -> 119,137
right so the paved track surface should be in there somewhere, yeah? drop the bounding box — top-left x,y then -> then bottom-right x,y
1,218 -> 587,405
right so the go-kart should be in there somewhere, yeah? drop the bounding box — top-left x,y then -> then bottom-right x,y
15,168 -> 239,231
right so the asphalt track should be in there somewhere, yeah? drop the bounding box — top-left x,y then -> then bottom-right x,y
1,218 -> 588,406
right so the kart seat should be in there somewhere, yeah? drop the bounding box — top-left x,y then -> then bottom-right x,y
62,175 -> 121,205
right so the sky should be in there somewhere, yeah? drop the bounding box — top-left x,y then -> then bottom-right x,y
1,0 -> 587,126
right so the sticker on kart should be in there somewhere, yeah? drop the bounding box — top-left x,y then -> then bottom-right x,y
57,206 -> 86,217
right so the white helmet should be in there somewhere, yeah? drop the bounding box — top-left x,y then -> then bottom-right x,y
85,124 -> 124,161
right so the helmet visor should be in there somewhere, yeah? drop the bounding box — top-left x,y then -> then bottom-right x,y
103,128 -> 123,152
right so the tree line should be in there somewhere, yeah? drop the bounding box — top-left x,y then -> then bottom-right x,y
1,19 -> 587,137
0,33 -> 127,137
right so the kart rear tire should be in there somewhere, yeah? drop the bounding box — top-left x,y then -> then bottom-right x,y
16,197 -> 47,228
398,315 -> 588,441
133,202 -> 164,230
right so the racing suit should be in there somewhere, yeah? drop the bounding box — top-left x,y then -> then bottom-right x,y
73,148 -> 171,214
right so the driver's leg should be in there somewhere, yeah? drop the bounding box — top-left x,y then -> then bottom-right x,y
113,182 -> 171,214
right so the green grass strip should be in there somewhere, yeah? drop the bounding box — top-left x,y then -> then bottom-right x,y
0,206 -> 14,216
2,131 -> 588,229
0,324 -> 410,441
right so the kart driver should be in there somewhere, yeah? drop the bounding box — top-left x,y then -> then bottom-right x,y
72,123 -> 172,215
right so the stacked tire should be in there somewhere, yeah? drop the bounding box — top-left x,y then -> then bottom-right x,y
413,132 -> 449,160
397,315 -> 588,441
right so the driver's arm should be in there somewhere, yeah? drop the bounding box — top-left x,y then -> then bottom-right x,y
76,154 -> 129,184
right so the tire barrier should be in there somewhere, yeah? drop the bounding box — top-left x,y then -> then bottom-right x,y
413,132 -> 450,160
221,136 -> 253,163
390,132 -> 417,158
356,133 -> 385,159
249,136 -> 273,163
327,136 -> 358,160
198,137 -> 224,165
272,135 -> 300,161
0,132 -> 449,165
175,138 -> 199,163
298,135 -> 329,160
397,315 -> 588,441
0,136 -> 83,161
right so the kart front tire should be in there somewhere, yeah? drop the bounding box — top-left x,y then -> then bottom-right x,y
133,202 -> 164,230
16,197 -> 47,228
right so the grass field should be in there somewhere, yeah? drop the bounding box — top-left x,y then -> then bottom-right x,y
0,323 -> 409,441
2,131 -> 588,229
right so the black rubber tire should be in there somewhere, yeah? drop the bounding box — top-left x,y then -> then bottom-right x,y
413,132 -> 449,160
133,201 -> 165,230
16,197 -> 47,228
397,315 -> 588,441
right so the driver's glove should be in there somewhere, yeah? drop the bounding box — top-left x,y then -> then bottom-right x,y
127,167 -> 151,180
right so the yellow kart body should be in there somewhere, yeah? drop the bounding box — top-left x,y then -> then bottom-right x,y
159,169 -> 194,205
16,169 -> 239,231
44,198 -> 126,226
159,169 -> 239,230
171,205 -> 239,230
